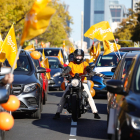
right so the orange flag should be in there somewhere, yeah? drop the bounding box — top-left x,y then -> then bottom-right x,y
24,44 -> 35,51
103,40 -> 121,55
20,0 -> 56,46
58,50 -> 64,65
1,25 -> 17,68
42,49 -> 45,60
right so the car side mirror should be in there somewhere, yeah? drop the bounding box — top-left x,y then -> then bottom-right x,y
59,64 -> 64,68
37,67 -> 46,73
111,67 -> 116,72
0,87 -> 9,104
90,63 -> 95,68
106,79 -> 124,95
46,68 -> 51,73
0,67 -> 12,76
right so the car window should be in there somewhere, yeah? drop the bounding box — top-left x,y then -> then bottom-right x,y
37,49 -> 59,56
33,59 -> 40,68
48,58 -> 59,69
96,55 -> 119,67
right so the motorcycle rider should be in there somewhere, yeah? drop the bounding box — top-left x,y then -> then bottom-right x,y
53,49 -> 100,119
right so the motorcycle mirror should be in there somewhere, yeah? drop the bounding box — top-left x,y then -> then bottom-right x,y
59,64 -> 64,69
0,67 -> 12,76
90,63 -> 95,68
0,87 -> 9,104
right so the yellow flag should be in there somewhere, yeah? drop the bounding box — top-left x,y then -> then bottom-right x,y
42,49 -> 45,60
41,58 -> 51,79
24,44 -> 35,51
0,33 -> 3,47
84,21 -> 114,41
69,47 -> 75,54
1,25 -> 17,68
0,52 -> 6,63
96,42 -> 101,57
58,50 -> 64,65
103,40 -> 121,55
20,0 -> 56,46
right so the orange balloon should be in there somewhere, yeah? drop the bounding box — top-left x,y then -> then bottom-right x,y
0,112 -> 14,131
30,51 -> 41,60
89,80 -> 94,88
90,88 -> 95,97
61,82 -> 65,91
1,95 -> 20,112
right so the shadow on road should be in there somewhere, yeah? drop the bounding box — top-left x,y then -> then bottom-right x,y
48,92 -> 64,98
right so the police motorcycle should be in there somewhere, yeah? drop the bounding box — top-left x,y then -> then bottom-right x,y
0,67 -> 12,140
59,63 -> 96,122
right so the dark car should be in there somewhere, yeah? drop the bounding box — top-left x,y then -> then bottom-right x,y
36,48 -> 67,63
106,52 -> 140,140
119,47 -> 140,52
47,57 -> 64,90
5,50 -> 46,119
91,52 -> 125,94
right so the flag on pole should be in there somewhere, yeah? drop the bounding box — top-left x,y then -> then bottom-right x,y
1,25 -> 18,68
42,49 -> 45,60
58,50 -> 64,65
20,0 -> 56,46
0,33 -> 3,47
84,21 -> 114,41
24,44 -> 35,51
103,40 -> 121,56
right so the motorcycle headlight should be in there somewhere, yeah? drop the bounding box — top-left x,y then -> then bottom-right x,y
71,79 -> 79,87
24,83 -> 37,93
126,113 -> 140,130
53,72 -> 61,77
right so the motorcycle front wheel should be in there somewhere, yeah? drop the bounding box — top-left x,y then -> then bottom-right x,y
72,94 -> 78,122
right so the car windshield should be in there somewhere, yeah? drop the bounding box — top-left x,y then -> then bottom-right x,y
33,59 -> 40,68
48,58 -> 59,69
37,49 -> 59,56
15,56 -> 31,72
96,55 -> 119,67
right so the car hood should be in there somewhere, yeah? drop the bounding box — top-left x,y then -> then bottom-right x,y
13,73 -> 38,85
50,68 -> 62,76
93,66 -> 114,73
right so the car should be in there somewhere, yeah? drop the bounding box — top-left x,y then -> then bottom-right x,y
119,47 -> 140,52
47,56 -> 64,90
36,48 -> 68,64
32,58 -> 51,105
106,52 -> 140,140
106,52 -> 136,138
5,50 -> 46,119
91,52 -> 125,94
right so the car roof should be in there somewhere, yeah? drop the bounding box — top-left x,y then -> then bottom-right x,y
124,52 -> 140,58
100,52 -> 126,56
36,48 -> 62,50
47,56 -> 59,60
119,47 -> 140,51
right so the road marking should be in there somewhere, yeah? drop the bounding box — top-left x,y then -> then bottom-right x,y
69,139 -> 76,140
71,120 -> 77,126
70,127 -> 77,136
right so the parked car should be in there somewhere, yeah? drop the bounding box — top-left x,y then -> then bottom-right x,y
106,52 -> 140,140
91,52 -> 125,94
5,50 -> 46,119
119,47 -> 140,52
47,56 -> 64,90
36,48 -> 68,64
32,58 -> 51,105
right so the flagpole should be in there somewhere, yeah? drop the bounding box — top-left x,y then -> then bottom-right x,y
114,39 -> 121,60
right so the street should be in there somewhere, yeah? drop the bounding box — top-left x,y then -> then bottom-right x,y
5,91 -> 108,140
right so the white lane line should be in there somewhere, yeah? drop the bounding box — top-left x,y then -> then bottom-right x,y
70,127 -> 77,136
71,120 -> 77,126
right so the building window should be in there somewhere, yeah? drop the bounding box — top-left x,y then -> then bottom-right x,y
110,9 -> 121,17
113,19 -> 121,22
94,0 -> 104,11
94,11 -> 104,14
94,14 -> 104,24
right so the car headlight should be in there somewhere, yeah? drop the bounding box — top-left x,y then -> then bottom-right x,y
71,79 -> 79,87
53,72 -> 61,77
126,113 -> 140,130
24,83 -> 37,93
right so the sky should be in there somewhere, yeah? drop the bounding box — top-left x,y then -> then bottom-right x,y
60,0 -> 132,42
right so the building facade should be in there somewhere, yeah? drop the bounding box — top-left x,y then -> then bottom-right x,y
84,0 -> 111,48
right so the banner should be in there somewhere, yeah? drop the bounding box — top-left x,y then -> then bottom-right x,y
84,21 -> 114,41
1,25 -> 17,68
103,40 -> 121,56
20,0 -> 56,46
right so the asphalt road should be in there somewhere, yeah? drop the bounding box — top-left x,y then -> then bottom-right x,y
5,91 -> 108,140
